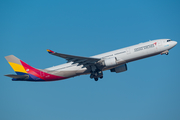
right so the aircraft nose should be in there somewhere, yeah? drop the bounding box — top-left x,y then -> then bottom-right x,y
172,41 -> 177,47
175,41 -> 177,45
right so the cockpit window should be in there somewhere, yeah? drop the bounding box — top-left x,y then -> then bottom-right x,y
167,40 -> 171,42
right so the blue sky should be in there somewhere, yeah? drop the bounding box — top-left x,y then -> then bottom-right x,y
0,0 -> 180,120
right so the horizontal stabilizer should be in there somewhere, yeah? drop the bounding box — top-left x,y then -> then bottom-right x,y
4,74 -> 29,80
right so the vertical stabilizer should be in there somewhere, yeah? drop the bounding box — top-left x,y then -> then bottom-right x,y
5,55 -> 27,75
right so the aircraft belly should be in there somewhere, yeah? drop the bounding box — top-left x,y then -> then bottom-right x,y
49,68 -> 89,78
49,70 -> 76,77
126,52 -> 160,63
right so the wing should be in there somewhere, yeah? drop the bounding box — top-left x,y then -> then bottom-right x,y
47,49 -> 101,67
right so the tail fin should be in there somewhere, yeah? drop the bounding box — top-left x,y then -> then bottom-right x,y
5,55 -> 28,75
5,55 -> 65,81
5,55 -> 44,81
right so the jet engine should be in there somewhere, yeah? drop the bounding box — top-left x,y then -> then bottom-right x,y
103,57 -> 117,67
110,64 -> 127,73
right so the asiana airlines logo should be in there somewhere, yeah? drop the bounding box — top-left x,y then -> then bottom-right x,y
134,42 -> 157,52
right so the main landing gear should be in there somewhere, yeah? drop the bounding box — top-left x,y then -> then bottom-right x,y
94,77 -> 103,81
90,66 -> 103,81
90,70 -> 103,81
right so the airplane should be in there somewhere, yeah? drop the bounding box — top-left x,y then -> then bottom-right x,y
4,39 -> 177,82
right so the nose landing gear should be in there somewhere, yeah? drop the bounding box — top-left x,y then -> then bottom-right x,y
161,50 -> 169,55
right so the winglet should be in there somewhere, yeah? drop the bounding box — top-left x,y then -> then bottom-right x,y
47,49 -> 55,54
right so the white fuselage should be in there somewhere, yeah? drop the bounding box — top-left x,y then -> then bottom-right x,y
45,39 -> 177,78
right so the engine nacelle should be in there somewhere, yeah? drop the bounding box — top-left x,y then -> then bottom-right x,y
103,57 -> 117,67
110,64 -> 127,73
